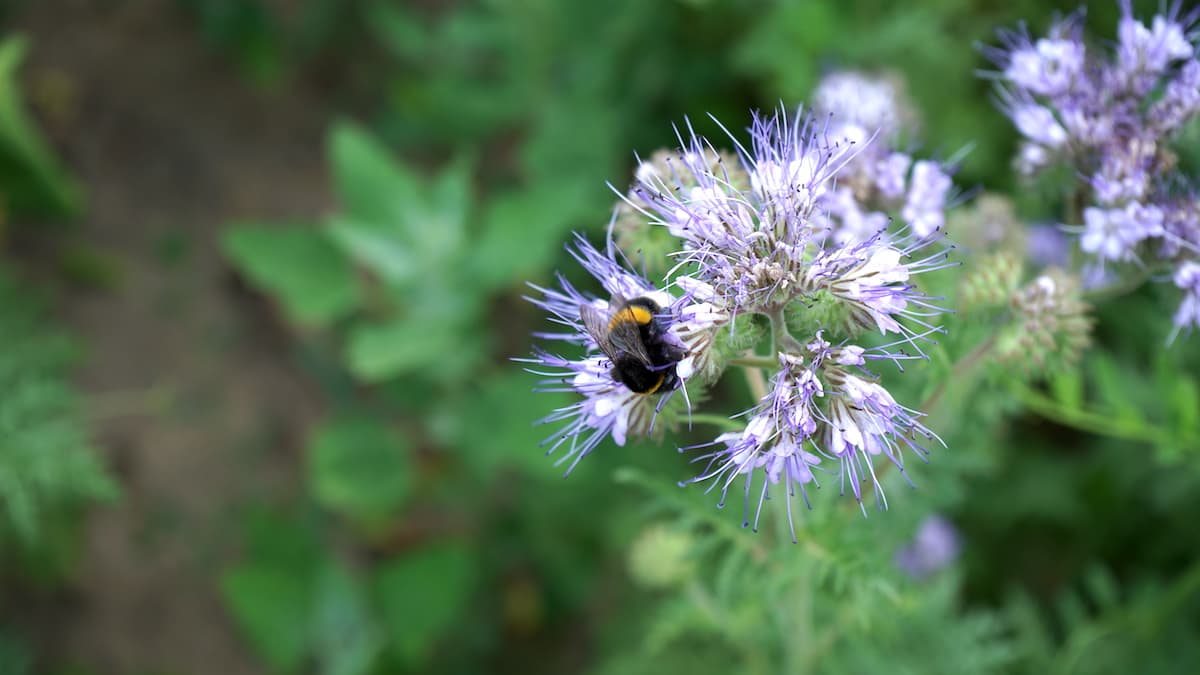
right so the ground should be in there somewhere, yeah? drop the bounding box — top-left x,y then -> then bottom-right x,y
12,2 -> 337,673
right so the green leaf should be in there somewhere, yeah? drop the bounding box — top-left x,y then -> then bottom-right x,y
363,1 -> 429,60
0,36 -> 83,218
329,121 -> 425,227
470,183 -> 589,291
326,215 -> 420,287
326,126 -> 473,290
344,317 -> 458,381
308,416 -> 412,521
221,513 -> 325,671
222,565 -> 313,671
222,224 -> 360,325
373,542 -> 477,665
311,564 -> 383,675
451,370 -> 572,478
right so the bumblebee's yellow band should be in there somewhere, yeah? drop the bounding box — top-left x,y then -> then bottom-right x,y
609,305 -> 653,329
642,373 -> 665,395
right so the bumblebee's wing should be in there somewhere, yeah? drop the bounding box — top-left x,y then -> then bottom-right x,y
580,302 -> 615,355
606,321 -> 655,367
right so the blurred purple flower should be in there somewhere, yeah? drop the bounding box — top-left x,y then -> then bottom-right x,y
1171,261 -> 1200,341
895,515 -> 962,580
987,2 -> 1200,328
1027,225 -> 1071,267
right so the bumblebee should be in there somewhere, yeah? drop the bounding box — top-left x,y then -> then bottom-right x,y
581,295 -> 686,394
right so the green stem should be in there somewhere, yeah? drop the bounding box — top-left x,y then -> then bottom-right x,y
921,334 -> 997,416
766,304 -> 804,354
688,412 -> 743,431
729,355 -> 777,369
743,363 -> 768,402
1013,385 -> 1177,445
1082,265 -> 1160,303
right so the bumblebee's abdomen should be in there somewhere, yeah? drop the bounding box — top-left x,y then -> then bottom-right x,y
612,356 -> 666,394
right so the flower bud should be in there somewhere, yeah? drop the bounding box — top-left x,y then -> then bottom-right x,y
997,270 -> 1092,373
946,193 -> 1026,255
958,251 -> 1024,311
627,524 -> 696,589
613,148 -> 747,276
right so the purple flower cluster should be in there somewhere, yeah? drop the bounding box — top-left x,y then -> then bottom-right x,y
810,72 -> 956,245
685,334 -> 938,535
987,2 -> 1200,333
626,106 -> 953,321
523,235 -> 728,474
528,105 -> 951,532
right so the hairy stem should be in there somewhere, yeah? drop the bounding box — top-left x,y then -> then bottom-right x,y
766,304 -> 805,354
729,355 -> 778,369
742,358 -> 769,402
921,334 -> 997,415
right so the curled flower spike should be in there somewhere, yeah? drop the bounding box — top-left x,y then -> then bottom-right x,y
626,106 -> 861,315
997,270 -> 1092,372
801,229 -> 955,348
684,333 -> 940,538
522,236 -> 727,474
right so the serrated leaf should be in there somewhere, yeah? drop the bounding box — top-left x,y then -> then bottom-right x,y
308,416 -> 412,521
329,121 -> 425,227
222,224 -> 360,325
373,542 -> 477,665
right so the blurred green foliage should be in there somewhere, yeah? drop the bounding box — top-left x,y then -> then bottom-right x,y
1,0 -> 1198,674
0,265 -> 116,575
0,36 -> 81,220
214,0 -> 1199,673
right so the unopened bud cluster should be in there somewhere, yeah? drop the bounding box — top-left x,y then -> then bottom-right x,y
997,271 -> 1092,372
959,251 -> 1024,311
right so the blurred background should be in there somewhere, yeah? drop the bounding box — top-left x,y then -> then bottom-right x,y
0,1 -> 1198,674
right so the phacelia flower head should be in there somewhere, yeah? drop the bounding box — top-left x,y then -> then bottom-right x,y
530,102 -> 955,535
524,235 -> 727,474
811,70 -> 917,141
